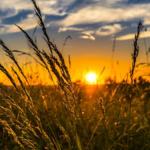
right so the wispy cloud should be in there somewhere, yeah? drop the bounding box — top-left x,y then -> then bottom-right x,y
80,30 -> 95,40
117,31 -> 150,40
0,0 -> 75,16
56,3 -> 150,27
0,14 -> 41,34
58,27 -> 84,32
58,26 -> 95,40
81,31 -> 95,36
96,24 -> 123,36
80,35 -> 95,41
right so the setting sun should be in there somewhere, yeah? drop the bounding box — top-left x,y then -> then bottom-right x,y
86,72 -> 97,84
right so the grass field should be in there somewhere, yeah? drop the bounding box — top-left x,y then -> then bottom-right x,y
0,0 -> 150,150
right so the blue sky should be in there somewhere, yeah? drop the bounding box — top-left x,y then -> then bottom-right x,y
0,0 -> 150,82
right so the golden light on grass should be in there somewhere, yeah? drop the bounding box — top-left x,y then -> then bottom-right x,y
86,72 -> 97,84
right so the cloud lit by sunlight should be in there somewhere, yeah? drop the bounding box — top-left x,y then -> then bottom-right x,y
58,27 -> 84,32
56,4 -> 150,27
117,31 -> 150,40
80,35 -> 95,40
96,24 -> 123,36
81,31 -> 95,36
0,0 -> 75,16
80,30 -> 95,40
0,14 -> 44,34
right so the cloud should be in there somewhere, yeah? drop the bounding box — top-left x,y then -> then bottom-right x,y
81,31 -> 95,36
117,31 -> 150,40
0,0 -> 77,35
96,24 -> 123,36
56,3 -> 150,27
58,27 -> 84,32
0,0 -> 76,16
0,14 -> 41,34
80,35 -> 95,40
80,30 -> 95,40
0,8 -> 18,22
58,26 -> 96,40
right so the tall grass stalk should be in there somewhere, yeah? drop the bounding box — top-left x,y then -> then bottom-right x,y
130,21 -> 143,85
62,36 -> 72,53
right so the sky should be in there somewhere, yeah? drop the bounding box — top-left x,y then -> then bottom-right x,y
0,0 -> 150,85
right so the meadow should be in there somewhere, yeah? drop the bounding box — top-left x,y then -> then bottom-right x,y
0,0 -> 150,150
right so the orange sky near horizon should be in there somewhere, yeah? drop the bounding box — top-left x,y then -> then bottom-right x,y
0,54 -> 149,86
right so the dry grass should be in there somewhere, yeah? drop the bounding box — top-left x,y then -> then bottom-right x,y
0,0 -> 148,150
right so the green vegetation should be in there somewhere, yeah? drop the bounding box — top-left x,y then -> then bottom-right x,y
0,0 -> 149,149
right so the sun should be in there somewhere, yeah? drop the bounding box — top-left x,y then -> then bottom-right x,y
86,72 -> 97,84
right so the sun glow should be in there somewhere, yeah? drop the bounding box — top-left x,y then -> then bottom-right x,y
86,72 -> 97,84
